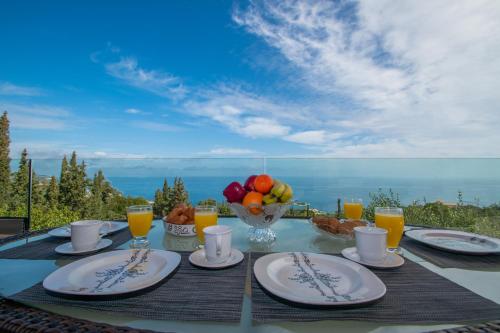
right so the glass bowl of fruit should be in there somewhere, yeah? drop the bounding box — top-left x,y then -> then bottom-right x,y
223,174 -> 293,243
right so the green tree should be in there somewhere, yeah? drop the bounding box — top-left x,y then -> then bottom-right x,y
153,189 -> 163,216
45,176 -> 59,208
0,111 -> 10,206
64,151 -> 87,212
31,172 -> 47,206
10,149 -> 29,210
87,170 -> 106,217
168,177 -> 189,210
59,155 -> 70,207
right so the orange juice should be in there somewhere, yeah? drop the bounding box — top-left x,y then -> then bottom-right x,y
375,213 -> 404,248
127,211 -> 153,237
344,202 -> 363,219
195,212 -> 218,243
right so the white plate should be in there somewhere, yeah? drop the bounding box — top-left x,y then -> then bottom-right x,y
48,221 -> 128,238
55,239 -> 113,255
254,252 -> 386,306
43,249 -> 181,296
189,248 -> 244,269
341,247 -> 405,269
405,229 -> 500,255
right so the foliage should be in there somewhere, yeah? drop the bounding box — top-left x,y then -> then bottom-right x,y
153,177 -> 190,217
365,188 -> 401,221
197,198 -> 232,215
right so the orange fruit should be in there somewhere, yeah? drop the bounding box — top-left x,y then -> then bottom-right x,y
242,191 -> 263,215
254,174 -> 274,194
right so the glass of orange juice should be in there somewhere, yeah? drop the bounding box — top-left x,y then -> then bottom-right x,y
344,198 -> 363,219
127,205 -> 153,249
374,207 -> 404,253
194,205 -> 218,247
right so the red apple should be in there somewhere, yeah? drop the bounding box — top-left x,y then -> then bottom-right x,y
223,182 -> 247,203
244,175 -> 258,191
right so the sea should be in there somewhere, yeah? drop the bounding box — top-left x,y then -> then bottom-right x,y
26,158 -> 500,212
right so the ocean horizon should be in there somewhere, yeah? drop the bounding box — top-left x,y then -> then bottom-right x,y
20,158 -> 500,212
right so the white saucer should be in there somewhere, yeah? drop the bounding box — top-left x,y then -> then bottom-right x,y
189,248 -> 244,269
341,247 -> 405,269
55,238 -> 113,255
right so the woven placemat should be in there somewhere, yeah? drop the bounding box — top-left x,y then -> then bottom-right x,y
10,251 -> 247,322
251,252 -> 500,323
0,223 -> 133,260
400,237 -> 500,271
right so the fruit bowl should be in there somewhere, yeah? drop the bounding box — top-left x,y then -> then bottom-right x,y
229,202 -> 290,243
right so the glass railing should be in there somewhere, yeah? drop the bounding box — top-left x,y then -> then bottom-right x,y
2,158 -> 500,237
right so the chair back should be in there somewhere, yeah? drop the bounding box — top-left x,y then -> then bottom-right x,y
0,217 -> 28,238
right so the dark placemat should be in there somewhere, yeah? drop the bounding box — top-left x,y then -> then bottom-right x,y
401,237 -> 500,271
0,223 -> 133,260
251,252 -> 500,323
10,251 -> 247,322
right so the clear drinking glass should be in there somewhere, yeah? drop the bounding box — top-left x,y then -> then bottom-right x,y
127,205 -> 153,249
344,198 -> 363,219
194,205 -> 218,247
374,207 -> 404,253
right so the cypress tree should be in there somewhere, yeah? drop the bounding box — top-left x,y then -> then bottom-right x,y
89,170 -> 105,216
45,176 -> 59,208
60,151 -> 87,212
10,149 -> 29,210
59,155 -> 70,206
0,111 -> 10,206
169,177 -> 189,210
31,172 -> 46,206
153,189 -> 163,216
161,179 -> 171,212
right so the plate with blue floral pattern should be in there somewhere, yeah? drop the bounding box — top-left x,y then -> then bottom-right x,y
43,249 -> 180,296
254,252 -> 386,306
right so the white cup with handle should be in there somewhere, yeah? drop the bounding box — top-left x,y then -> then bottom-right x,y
71,220 -> 111,251
354,226 -> 388,264
203,225 -> 232,264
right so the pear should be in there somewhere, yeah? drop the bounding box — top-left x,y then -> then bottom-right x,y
271,180 -> 286,198
263,194 -> 278,205
279,184 -> 293,203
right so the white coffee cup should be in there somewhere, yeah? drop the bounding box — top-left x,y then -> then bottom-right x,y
354,226 -> 388,263
203,225 -> 232,264
71,220 -> 110,251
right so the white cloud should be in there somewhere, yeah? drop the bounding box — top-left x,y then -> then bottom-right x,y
0,102 -> 71,130
131,120 -> 179,132
284,130 -> 336,145
105,57 -> 187,99
0,82 -> 45,96
183,86 -> 315,139
234,0 -> 500,156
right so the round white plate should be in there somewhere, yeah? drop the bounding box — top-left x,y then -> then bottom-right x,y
341,247 -> 404,269
254,252 -> 386,306
54,239 -> 113,255
405,229 -> 500,255
48,221 -> 128,238
189,248 -> 244,269
43,249 -> 181,296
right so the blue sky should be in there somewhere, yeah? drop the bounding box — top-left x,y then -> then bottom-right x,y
1,0 -> 500,158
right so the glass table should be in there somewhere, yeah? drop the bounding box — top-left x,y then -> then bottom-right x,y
1,218 -> 499,333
